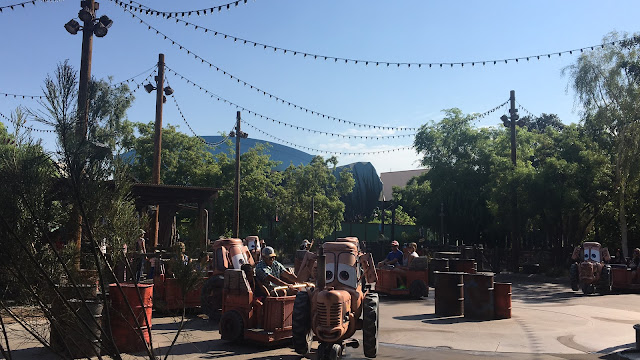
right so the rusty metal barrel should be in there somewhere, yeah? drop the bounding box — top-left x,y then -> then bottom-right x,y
434,271 -> 464,316
449,258 -> 477,274
428,258 -> 449,287
108,283 -> 153,353
494,282 -> 512,319
463,272 -> 494,320
50,298 -> 103,358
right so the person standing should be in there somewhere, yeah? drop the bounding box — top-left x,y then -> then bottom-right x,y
135,229 -> 147,281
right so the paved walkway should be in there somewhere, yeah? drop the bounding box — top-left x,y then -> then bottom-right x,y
3,273 -> 640,359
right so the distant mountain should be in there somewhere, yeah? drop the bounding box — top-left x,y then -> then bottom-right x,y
201,136 -> 314,171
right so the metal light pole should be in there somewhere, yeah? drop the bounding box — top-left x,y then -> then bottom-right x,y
230,111 -> 248,238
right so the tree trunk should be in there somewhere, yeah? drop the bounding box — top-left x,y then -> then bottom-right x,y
619,181 -> 629,258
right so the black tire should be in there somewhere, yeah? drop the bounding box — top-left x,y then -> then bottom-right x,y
362,292 -> 379,358
409,280 -> 428,299
219,310 -> 244,342
581,283 -> 594,295
201,275 -> 224,321
292,291 -> 312,355
329,343 -> 342,360
569,263 -> 579,291
317,342 -> 329,360
598,266 -> 612,294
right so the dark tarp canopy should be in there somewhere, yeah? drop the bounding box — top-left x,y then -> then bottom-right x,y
334,162 -> 383,222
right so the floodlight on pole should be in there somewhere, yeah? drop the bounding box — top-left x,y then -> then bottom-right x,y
64,19 -> 81,35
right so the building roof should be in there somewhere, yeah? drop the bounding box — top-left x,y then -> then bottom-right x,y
379,169 -> 428,202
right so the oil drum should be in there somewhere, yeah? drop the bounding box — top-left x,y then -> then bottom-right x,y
434,271 -> 464,316
494,282 -> 512,319
50,298 -> 103,358
428,258 -> 449,287
463,272 -> 494,320
108,283 -> 153,353
449,259 -> 477,274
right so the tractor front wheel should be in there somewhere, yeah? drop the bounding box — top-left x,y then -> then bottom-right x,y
362,292 -> 379,358
598,266 -> 612,294
569,264 -> 579,291
219,310 -> 244,342
292,291 -> 312,355
201,275 -> 224,321
328,343 -> 342,360
581,283 -> 595,295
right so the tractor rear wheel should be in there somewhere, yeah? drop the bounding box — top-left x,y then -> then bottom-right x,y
409,279 -> 428,299
201,275 -> 224,321
219,310 -> 244,342
292,291 -> 312,355
362,292 -> 379,358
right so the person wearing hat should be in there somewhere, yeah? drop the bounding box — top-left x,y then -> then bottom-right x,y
134,229 -> 147,281
300,239 -> 312,250
255,246 -> 298,296
378,240 -> 404,268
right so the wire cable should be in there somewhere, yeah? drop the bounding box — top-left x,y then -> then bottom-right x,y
110,0 -> 640,69
0,0 -> 62,13
115,6 -> 420,131
242,119 -> 413,156
114,0 -> 252,18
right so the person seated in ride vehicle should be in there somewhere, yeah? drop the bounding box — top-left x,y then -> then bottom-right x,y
255,246 -> 298,296
402,242 -> 419,268
378,240 -> 403,268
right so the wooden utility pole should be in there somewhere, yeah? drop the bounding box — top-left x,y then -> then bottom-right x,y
231,111 -> 247,238
73,0 -> 96,270
150,53 -> 165,248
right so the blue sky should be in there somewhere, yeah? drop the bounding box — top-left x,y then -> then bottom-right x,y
1,0 -> 639,173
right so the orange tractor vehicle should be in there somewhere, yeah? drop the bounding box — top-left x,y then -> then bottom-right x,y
375,256 -> 429,299
570,242 -> 612,295
293,237 -> 379,360
201,238 -> 254,319
218,267 -> 314,344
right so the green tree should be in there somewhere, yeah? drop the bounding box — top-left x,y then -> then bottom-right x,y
564,31 -> 640,257
410,108 -> 497,244
275,156 -> 354,250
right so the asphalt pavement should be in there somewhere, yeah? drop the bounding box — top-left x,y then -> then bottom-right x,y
3,272 -> 640,360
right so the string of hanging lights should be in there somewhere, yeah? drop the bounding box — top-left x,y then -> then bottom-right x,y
0,92 -> 44,100
165,67 -> 423,138
167,66 -> 507,137
117,8 -> 421,131
0,67 -> 156,101
111,0 -> 252,18
0,0 -> 62,13
0,110 -> 56,133
516,102 -> 538,118
242,119 -> 413,156
114,64 -> 157,86
164,77 -> 230,149
110,0 -> 640,69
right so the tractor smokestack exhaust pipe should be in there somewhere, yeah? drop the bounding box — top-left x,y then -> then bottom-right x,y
317,245 -> 326,290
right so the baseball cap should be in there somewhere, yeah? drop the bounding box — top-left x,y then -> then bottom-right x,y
391,240 -> 399,246
262,246 -> 277,258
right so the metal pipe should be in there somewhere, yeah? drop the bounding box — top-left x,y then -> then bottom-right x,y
634,324 -> 640,350
317,246 -> 326,290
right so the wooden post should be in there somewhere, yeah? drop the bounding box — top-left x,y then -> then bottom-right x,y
151,54 -> 165,248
